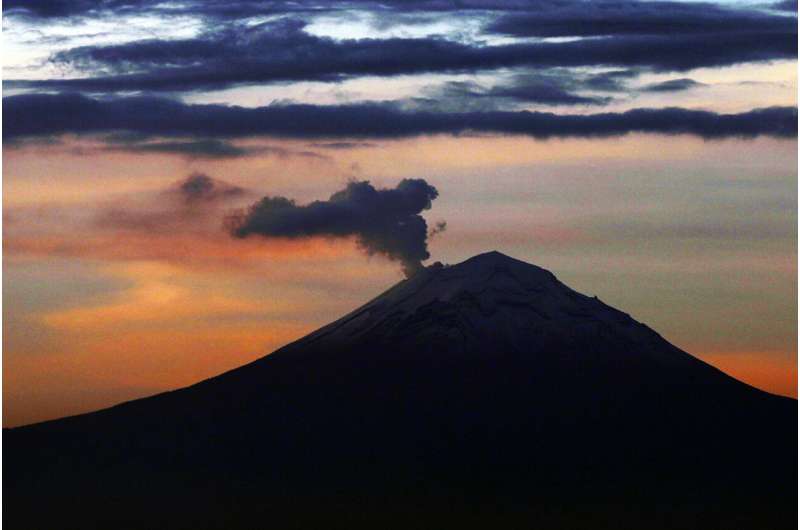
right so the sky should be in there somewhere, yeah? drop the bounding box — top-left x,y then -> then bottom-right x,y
3,0 -> 798,427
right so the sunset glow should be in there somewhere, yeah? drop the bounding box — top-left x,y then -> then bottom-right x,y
4,0 -> 797,427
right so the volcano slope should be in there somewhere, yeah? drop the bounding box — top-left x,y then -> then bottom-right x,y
4,252 -> 797,529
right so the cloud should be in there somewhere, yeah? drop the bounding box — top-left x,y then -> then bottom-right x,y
5,173 -> 355,273
409,75 -> 612,111
641,78 -> 704,93
175,173 -> 246,203
487,1 -> 797,37
96,173 -> 248,232
3,0 -> 115,18
4,135 -> 64,149
5,93 -> 796,141
19,132 -> 329,160
770,0 -> 797,11
310,142 -> 378,150
429,220 -> 447,238
7,8 -> 795,94
107,139 -> 325,161
2,0 -> 311,19
227,179 -> 441,277
5,0 -> 796,89
5,228 -> 354,274
483,75 -> 612,106
583,69 -> 639,92
6,0 -> 797,27
103,139 -> 258,159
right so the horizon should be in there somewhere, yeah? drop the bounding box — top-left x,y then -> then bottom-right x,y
3,0 -> 798,428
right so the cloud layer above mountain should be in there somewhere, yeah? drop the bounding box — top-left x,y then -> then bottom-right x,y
6,93 -> 796,143
4,0 -> 796,143
8,14 -> 794,93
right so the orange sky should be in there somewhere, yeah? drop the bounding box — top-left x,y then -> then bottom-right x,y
4,133 -> 797,426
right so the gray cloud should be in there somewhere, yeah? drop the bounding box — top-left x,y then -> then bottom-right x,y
409,74 -> 613,112
641,78 -> 704,93
227,179 -> 442,277
487,1 -> 797,37
5,93 -> 796,141
771,0 -> 797,11
583,69 -> 639,92
105,139 -> 257,159
95,135 -> 329,160
310,142 -> 379,150
429,220 -> 447,238
6,8 -> 795,96
176,173 -> 246,204
96,173 -> 248,232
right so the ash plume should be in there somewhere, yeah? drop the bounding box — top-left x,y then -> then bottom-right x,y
177,173 -> 246,204
429,220 -> 447,238
227,179 -> 441,277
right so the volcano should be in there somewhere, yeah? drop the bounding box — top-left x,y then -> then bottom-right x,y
5,252 -> 796,530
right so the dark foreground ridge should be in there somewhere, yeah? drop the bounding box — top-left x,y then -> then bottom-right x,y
5,252 -> 797,530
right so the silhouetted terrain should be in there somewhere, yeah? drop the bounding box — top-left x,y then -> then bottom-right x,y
5,252 -> 796,529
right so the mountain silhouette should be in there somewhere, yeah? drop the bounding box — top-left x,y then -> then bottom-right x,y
5,252 -> 797,530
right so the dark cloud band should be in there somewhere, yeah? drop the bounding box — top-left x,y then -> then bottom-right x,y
487,1 -> 796,37
4,93 -> 796,141
11,27 -> 795,93
6,2 -> 795,97
5,0 -> 797,25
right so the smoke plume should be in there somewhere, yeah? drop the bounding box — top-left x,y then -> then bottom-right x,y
227,179 -> 441,277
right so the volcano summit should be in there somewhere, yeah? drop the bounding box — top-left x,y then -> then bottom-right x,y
5,252 -> 796,530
